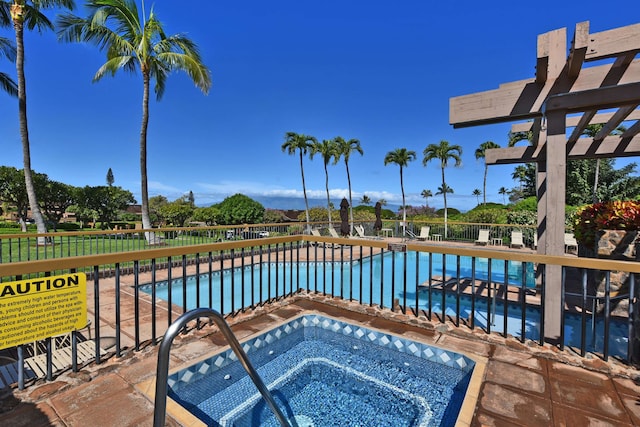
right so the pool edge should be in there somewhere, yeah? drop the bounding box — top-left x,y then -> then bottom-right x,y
138,309 -> 486,427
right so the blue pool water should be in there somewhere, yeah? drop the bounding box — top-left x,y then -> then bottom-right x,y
167,314 -> 475,426
142,251 -> 629,360
145,251 -> 534,313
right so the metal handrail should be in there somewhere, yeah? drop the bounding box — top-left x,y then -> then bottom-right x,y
153,307 -> 291,427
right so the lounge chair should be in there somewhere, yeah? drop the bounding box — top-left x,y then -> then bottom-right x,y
510,231 -> 524,248
564,233 -> 578,253
328,227 -> 340,238
355,225 -> 381,240
417,226 -> 430,241
475,229 -> 490,245
25,323 -> 108,379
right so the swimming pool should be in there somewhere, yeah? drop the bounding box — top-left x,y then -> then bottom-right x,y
143,251 -> 535,313
162,314 -> 481,426
141,250 -> 629,359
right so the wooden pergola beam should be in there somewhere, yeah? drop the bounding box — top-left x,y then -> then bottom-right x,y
568,22 -> 589,78
593,105 -> 639,140
545,82 -> 640,113
450,59 -> 640,128
585,22 -> 640,61
485,134 -> 640,164
511,109 -> 640,133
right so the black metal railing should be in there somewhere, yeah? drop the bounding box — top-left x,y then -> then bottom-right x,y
0,234 -> 638,390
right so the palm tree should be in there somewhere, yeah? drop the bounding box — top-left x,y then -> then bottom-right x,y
474,141 -> 500,205
421,189 -> 432,206
281,132 -> 317,229
423,140 -> 462,237
472,188 -> 481,205
0,36 -> 17,97
58,0 -> 211,242
512,165 -> 528,192
384,148 -> 416,237
580,124 -> 626,203
310,139 -> 338,228
2,0 -> 75,239
437,184 -> 454,197
333,136 -> 363,234
498,186 -> 508,204
360,194 -> 371,205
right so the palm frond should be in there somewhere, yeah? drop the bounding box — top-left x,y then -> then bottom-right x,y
23,5 -> 54,32
0,71 -> 17,97
0,37 -> 16,61
0,2 -> 10,28
93,55 -> 135,81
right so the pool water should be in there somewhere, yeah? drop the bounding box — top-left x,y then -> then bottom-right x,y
142,251 -> 629,360
167,315 -> 476,426
145,251 -> 535,313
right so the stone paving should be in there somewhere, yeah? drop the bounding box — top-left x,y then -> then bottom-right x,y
0,295 -> 639,426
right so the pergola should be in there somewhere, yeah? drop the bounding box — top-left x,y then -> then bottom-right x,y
449,21 -> 640,341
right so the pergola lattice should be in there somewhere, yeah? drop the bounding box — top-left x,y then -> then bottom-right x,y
450,21 -> 640,340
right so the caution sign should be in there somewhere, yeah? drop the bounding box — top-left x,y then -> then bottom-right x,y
0,273 -> 87,350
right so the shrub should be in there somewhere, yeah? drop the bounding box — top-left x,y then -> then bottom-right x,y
574,200 -> 640,249
0,221 -> 20,229
512,196 -> 537,212
466,208 -> 506,224
435,207 -> 460,217
506,210 -> 536,226
56,222 -> 81,231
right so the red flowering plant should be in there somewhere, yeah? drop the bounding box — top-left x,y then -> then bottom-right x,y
573,201 -> 640,249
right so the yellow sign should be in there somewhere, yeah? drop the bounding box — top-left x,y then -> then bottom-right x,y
0,273 -> 87,350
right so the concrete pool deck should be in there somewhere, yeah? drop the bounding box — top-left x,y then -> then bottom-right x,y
1,295 -> 639,426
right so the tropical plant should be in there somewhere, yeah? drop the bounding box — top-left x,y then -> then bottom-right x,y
191,205 -> 220,226
310,139 -> 338,228
472,188 -> 481,205
580,124 -> 626,203
423,140 -> 462,237
512,165 -> 528,192
3,0 -> 75,238
58,0 -> 211,242
216,194 -> 265,225
158,197 -> 195,227
106,167 -> 114,186
333,136 -> 363,234
474,141 -> 499,205
0,36 -> 17,96
574,200 -> 640,249
383,148 -> 416,236
360,194 -> 371,205
420,189 -> 432,206
436,184 -> 454,204
281,132 -> 317,229
498,186 -> 508,204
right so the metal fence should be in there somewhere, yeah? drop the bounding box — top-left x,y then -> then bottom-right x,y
0,221 -> 542,264
0,234 -> 637,390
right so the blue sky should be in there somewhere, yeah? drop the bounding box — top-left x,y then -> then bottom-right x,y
0,1 -> 637,212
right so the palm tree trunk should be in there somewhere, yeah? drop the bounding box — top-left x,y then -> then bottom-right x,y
442,167 -> 448,238
483,165 -> 488,205
299,151 -> 311,231
13,9 -> 46,243
400,167 -> 406,236
324,164 -> 331,228
346,161 -> 353,234
592,159 -> 600,204
140,71 -> 154,243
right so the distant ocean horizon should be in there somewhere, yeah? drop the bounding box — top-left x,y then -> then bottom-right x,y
248,196 -> 402,213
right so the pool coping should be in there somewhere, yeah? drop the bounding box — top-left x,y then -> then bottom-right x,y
136,309 -> 487,427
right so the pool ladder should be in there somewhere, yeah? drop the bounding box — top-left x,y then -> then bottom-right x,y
153,307 -> 292,427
